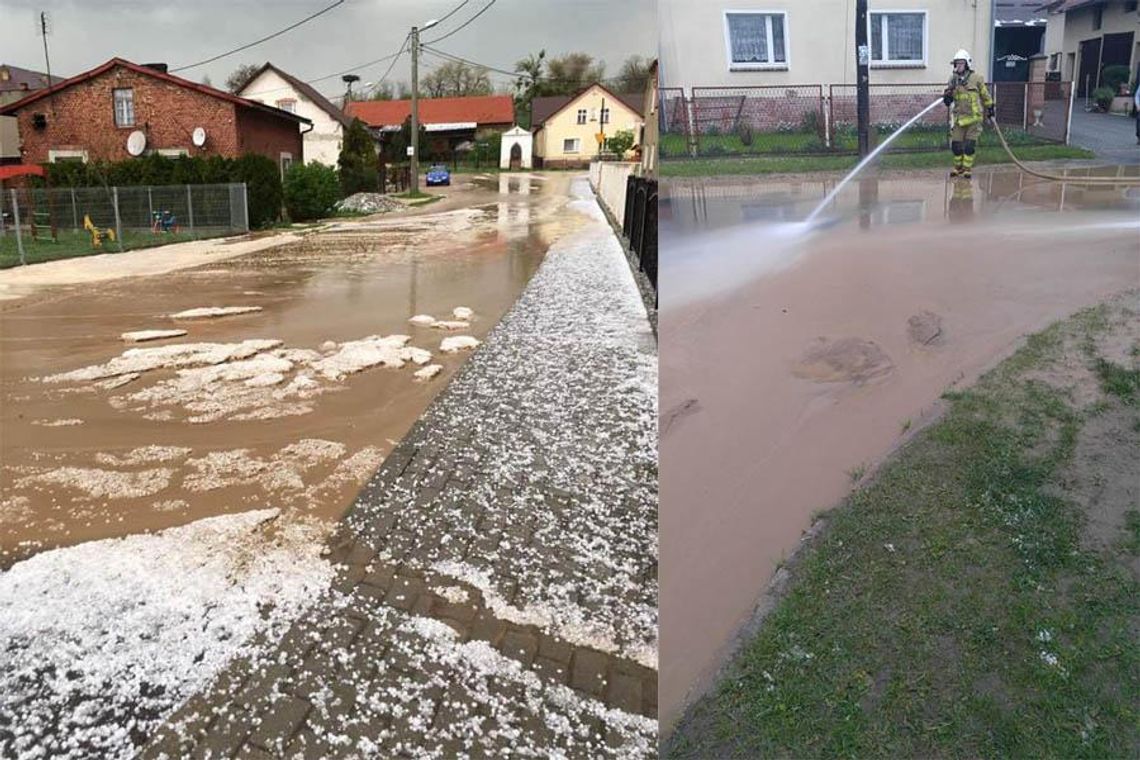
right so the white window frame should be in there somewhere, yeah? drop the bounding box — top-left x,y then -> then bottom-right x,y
562,138 -> 580,154
276,98 -> 297,114
280,152 -> 294,176
113,88 -> 135,127
723,10 -> 790,71
156,148 -> 189,158
600,107 -> 611,124
868,10 -> 928,69
576,108 -> 587,125
48,149 -> 88,163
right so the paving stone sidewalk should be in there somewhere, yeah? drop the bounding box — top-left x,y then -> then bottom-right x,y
142,179 -> 658,758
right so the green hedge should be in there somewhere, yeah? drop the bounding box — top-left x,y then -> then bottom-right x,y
43,153 -> 284,229
283,162 -> 340,222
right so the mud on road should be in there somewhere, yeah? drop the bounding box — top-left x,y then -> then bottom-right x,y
0,174 -> 585,567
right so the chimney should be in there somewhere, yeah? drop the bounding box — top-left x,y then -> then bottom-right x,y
143,63 -> 168,74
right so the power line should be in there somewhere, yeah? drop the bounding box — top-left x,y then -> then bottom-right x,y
422,0 -> 497,45
236,40 -> 410,100
435,0 -> 473,27
421,45 -> 638,89
171,0 -> 347,73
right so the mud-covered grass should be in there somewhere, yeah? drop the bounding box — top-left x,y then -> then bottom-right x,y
660,144 -> 1095,177
668,296 -> 1140,759
0,228 -> 227,268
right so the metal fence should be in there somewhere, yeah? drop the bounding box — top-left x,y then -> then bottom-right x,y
661,81 -> 1074,158
622,175 -> 657,299
0,182 -> 249,266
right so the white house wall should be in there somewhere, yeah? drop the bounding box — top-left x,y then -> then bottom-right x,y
659,0 -> 994,88
240,69 -> 343,166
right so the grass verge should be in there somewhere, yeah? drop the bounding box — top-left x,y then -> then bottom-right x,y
660,145 -> 1095,178
668,296 -> 1140,759
0,229 -> 227,269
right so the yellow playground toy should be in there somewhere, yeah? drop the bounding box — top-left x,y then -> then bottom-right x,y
83,215 -> 116,248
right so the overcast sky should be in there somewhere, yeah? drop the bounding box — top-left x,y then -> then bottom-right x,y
0,0 -> 656,98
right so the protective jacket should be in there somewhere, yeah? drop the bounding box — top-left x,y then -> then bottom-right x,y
946,71 -> 993,127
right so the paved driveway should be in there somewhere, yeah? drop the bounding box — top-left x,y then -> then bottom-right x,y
1068,108 -> 1140,165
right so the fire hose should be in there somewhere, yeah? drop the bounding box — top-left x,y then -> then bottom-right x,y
986,115 -> 1140,186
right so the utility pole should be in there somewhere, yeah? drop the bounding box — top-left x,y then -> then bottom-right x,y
855,0 -> 871,158
410,26 -> 420,194
38,11 -> 55,116
342,74 -> 360,106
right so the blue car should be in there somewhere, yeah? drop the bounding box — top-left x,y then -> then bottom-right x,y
425,164 -> 451,187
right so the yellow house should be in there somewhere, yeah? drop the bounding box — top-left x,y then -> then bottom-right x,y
531,84 -> 645,168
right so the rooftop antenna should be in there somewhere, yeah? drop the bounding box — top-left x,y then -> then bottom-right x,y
36,10 -> 55,116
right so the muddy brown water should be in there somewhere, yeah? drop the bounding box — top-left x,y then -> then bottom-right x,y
0,173 -> 584,566
659,166 -> 1140,729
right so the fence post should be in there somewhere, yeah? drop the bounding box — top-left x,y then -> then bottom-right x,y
1065,82 -> 1074,145
186,185 -> 195,237
241,182 -> 249,232
11,189 -> 25,265
147,186 -> 154,229
1023,83 -> 1029,130
112,186 -> 124,253
70,188 -> 78,231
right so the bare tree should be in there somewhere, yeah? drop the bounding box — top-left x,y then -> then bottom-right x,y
614,55 -> 653,94
420,61 -> 492,98
544,53 -> 605,95
225,63 -> 261,93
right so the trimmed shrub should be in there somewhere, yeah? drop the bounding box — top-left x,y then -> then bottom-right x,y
229,154 -> 283,228
283,162 -> 340,222
1102,65 -> 1131,94
1092,86 -> 1115,112
43,153 -> 284,228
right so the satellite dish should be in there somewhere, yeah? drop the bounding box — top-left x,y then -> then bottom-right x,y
192,127 -> 207,147
126,130 -> 147,157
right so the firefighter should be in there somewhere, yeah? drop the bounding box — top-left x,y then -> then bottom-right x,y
942,49 -> 994,179
948,178 -> 975,224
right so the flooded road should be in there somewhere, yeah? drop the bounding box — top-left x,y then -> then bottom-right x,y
0,173 -> 585,566
659,166 -> 1140,728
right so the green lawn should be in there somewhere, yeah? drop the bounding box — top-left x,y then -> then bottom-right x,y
662,126 -> 1061,161
668,300 -> 1140,759
660,144 -> 1095,177
0,228 -> 222,268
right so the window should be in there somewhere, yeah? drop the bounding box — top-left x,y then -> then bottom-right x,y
113,88 -> 135,127
156,148 -> 189,158
562,138 -> 580,154
601,107 -> 610,124
276,99 -> 296,114
280,152 -> 294,176
724,11 -> 788,69
1092,7 -> 1103,29
576,108 -> 587,125
48,149 -> 88,163
1049,53 -> 1060,71
1126,1 -> 1138,12
870,12 -> 926,66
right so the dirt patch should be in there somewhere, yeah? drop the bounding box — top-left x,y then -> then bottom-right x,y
792,337 -> 894,384
907,311 -> 944,347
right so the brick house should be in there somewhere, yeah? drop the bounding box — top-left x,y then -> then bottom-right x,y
0,64 -> 64,107
0,58 -> 310,171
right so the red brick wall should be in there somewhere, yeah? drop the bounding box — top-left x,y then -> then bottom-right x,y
10,65 -> 239,164
236,106 -> 304,165
8,63 -> 301,166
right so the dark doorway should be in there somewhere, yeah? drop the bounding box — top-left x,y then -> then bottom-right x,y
1100,31 -> 1135,83
1077,37 -> 1102,96
509,142 -> 522,170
